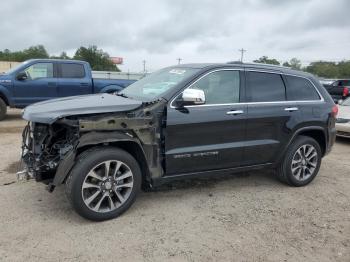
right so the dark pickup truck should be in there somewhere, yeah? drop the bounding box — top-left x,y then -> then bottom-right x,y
0,59 -> 136,120
323,79 -> 350,103
19,63 -> 336,221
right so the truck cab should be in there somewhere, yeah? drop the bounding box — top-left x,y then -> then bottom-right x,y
0,59 -> 136,120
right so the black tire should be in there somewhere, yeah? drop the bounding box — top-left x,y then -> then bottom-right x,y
0,98 -> 7,121
65,147 -> 142,221
277,135 -> 322,187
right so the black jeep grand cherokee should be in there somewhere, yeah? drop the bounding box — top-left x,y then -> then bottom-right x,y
19,63 -> 337,221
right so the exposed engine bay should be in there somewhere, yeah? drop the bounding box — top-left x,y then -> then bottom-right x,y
21,121 -> 79,182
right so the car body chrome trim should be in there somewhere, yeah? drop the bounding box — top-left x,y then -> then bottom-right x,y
169,68 -> 325,109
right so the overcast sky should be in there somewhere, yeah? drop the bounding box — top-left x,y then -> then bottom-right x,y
1,0 -> 350,72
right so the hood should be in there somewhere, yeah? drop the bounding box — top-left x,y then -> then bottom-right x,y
338,105 -> 350,119
23,93 -> 143,124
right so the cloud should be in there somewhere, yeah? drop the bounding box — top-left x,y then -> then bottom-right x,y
0,0 -> 349,71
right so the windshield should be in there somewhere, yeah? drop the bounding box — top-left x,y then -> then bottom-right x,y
120,67 -> 199,100
342,98 -> 350,106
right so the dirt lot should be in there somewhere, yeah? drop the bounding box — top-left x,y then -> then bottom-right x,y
0,109 -> 349,262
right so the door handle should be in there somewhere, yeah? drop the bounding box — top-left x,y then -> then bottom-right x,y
226,110 -> 244,115
284,107 -> 299,112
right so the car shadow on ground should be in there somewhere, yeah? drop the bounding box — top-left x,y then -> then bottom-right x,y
336,136 -> 350,145
17,169 -> 280,223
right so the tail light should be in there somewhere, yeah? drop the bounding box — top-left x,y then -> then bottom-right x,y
343,87 -> 349,97
332,105 -> 338,117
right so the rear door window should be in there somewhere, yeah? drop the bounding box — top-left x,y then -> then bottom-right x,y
285,75 -> 320,101
60,63 -> 85,78
246,71 -> 286,102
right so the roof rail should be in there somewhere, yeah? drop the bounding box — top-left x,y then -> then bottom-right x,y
227,61 -> 291,69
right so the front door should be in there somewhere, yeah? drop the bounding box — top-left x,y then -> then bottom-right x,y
13,62 -> 57,106
165,69 -> 247,175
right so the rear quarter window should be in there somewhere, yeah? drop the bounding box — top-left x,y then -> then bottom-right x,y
285,75 -> 320,101
246,71 -> 286,102
60,63 -> 85,78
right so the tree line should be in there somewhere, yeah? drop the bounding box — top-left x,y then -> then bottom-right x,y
0,45 -> 120,72
0,45 -> 349,78
253,56 -> 350,79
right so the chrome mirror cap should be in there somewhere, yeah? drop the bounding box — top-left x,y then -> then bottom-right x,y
182,89 -> 206,105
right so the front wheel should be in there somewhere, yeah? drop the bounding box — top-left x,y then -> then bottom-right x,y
277,136 -> 322,186
65,147 -> 142,221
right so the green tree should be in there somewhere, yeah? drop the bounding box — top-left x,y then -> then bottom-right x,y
0,45 -> 49,61
50,51 -> 71,59
305,61 -> 339,78
253,56 -> 280,65
73,45 -> 120,71
282,58 -> 302,70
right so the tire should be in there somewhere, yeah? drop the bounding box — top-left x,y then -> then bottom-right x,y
277,135 -> 322,187
0,98 -> 7,121
65,147 -> 142,221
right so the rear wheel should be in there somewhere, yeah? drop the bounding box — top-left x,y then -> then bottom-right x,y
277,136 -> 322,186
65,147 -> 141,221
0,98 -> 7,121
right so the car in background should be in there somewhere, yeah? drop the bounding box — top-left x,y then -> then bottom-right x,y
336,97 -> 350,138
0,59 -> 137,120
323,79 -> 350,103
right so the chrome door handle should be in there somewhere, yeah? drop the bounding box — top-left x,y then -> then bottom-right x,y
284,107 -> 299,112
226,110 -> 244,115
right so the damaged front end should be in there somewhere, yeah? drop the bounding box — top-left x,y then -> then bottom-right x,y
19,121 -> 79,184
18,99 -> 166,192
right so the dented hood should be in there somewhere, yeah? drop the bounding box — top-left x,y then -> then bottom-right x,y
22,93 -> 143,124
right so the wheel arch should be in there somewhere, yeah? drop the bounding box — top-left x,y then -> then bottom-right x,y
276,126 -> 327,166
100,85 -> 123,94
50,131 -> 151,191
0,87 -> 11,106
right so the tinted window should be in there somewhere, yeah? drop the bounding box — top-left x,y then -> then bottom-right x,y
189,70 -> 240,104
246,72 -> 286,102
286,75 -> 320,101
60,63 -> 85,78
24,63 -> 53,80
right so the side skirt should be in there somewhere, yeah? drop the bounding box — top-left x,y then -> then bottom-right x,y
152,163 -> 274,187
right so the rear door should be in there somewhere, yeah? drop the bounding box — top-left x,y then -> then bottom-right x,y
57,63 -> 92,97
243,70 -> 300,166
165,69 -> 247,175
13,62 -> 57,106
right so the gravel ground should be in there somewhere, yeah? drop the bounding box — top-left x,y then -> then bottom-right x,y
0,109 -> 349,262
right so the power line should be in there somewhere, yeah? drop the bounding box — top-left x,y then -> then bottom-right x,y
177,58 -> 182,65
142,60 -> 146,73
238,48 -> 247,62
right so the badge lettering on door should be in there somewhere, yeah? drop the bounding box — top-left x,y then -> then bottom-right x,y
174,151 -> 218,159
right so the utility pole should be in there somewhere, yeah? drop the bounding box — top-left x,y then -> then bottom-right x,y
177,58 -> 182,65
238,48 -> 247,62
142,60 -> 146,73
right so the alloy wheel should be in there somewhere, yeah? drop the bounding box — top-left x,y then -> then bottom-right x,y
291,144 -> 318,181
81,160 -> 134,213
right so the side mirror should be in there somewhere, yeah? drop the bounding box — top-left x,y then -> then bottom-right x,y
177,89 -> 206,107
16,72 -> 27,81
